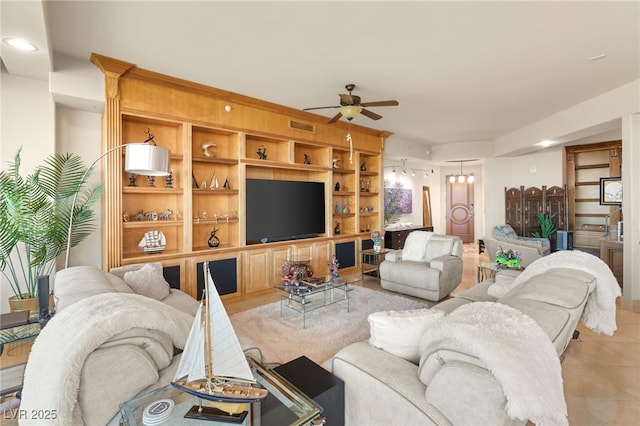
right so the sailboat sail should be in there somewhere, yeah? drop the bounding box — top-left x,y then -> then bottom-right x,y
171,262 -> 268,406
174,264 -> 255,383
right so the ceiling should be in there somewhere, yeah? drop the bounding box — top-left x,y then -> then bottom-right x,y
2,1 -> 639,159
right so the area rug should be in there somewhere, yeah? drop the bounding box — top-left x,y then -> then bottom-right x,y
230,286 -> 427,366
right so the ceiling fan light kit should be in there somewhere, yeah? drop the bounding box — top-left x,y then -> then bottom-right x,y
303,83 -> 398,124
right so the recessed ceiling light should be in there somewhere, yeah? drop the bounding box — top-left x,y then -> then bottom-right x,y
537,140 -> 554,147
3,37 -> 38,52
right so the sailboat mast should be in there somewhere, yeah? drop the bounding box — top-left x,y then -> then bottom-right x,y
203,262 -> 214,381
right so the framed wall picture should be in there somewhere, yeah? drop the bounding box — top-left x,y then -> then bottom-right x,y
599,177 -> 622,205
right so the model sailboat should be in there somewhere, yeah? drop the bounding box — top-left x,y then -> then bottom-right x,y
171,262 -> 268,408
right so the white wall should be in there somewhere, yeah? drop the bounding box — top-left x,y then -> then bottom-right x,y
0,72 -> 55,314
55,108 -> 103,271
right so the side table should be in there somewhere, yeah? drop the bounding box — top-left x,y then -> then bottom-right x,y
274,356 -> 344,426
360,248 -> 392,283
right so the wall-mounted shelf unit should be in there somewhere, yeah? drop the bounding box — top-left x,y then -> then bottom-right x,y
92,53 -> 389,299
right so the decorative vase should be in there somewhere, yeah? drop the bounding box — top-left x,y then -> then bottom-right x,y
342,198 -> 349,214
334,222 -> 341,235
335,202 -> 341,214
8,294 -> 39,313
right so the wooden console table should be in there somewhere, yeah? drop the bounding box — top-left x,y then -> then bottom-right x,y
384,226 -> 434,249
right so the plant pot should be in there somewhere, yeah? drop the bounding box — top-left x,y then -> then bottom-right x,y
8,294 -> 38,313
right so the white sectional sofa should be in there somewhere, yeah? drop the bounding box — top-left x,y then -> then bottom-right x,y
332,251 -> 621,426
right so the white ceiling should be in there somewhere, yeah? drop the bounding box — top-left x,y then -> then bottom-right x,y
2,1 -> 639,157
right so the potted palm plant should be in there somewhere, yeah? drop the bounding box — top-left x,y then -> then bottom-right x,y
0,148 -> 103,311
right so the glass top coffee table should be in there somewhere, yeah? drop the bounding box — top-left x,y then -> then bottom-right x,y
276,276 -> 353,328
118,355 -> 321,426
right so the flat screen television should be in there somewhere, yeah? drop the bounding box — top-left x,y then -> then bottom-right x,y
246,179 -> 325,245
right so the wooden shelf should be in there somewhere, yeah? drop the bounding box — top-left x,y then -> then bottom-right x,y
192,189 -> 239,195
192,157 -> 238,165
575,163 -> 609,170
123,220 -> 183,228
123,187 -> 183,194
332,168 -> 355,174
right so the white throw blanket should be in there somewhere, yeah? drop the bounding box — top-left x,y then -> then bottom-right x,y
420,302 -> 567,426
20,293 -> 193,425
511,250 -> 621,335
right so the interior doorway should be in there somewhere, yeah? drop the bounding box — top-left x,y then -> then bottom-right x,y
422,186 -> 432,228
446,178 -> 474,243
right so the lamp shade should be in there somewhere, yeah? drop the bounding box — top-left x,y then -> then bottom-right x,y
124,143 -> 170,176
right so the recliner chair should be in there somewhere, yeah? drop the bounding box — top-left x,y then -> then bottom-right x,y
379,232 -> 463,301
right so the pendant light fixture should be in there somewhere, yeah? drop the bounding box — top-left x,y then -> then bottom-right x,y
449,160 -> 475,184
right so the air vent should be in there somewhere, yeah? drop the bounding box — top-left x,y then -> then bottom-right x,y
289,120 -> 315,133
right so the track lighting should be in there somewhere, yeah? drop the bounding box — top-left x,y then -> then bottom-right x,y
384,159 -> 433,179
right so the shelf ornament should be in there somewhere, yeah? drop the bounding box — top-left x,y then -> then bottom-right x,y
371,231 -> 383,253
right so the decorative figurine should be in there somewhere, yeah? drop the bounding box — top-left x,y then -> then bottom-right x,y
223,178 -> 231,190
304,153 -> 311,164
145,211 -> 158,221
174,210 -> 182,221
208,228 -> 221,249
159,209 -> 172,220
128,174 -> 137,187
147,176 -> 156,187
342,198 -> 349,214
202,142 -> 217,158
132,210 -> 144,221
257,145 -> 267,160
201,179 -> 207,189
360,159 -> 367,171
209,172 -> 219,190
335,182 -> 340,192
164,170 -> 174,188
335,202 -> 341,214
123,211 -> 130,222
192,173 -> 199,189
327,255 -> 340,278
332,158 -> 340,168
334,222 -> 341,235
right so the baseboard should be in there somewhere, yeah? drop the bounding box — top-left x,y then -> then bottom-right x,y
619,297 -> 640,313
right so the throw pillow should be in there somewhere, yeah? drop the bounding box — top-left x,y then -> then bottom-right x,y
368,308 -> 445,364
402,231 -> 433,262
123,263 -> 170,301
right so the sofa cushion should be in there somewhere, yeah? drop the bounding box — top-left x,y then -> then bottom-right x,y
425,237 -> 454,262
368,308 -> 444,364
502,273 -> 592,310
123,263 -> 171,301
500,299 -> 570,347
104,272 -> 135,294
54,266 -> 116,311
402,231 -> 432,261
494,225 -> 518,238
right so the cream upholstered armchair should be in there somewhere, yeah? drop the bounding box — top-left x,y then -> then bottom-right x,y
379,232 -> 463,301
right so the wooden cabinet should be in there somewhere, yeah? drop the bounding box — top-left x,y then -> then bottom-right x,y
565,142 -> 622,249
600,238 -> 623,287
384,226 -> 434,250
91,53 -> 389,299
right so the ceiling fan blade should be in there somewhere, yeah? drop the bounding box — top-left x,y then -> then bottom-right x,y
360,108 -> 383,121
303,105 -> 340,111
328,112 -> 343,124
360,100 -> 399,107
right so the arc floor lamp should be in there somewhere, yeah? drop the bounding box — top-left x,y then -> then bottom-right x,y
63,137 -> 170,269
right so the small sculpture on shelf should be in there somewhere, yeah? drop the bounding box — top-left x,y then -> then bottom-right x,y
327,255 -> 340,278
335,202 -> 341,214
192,173 -> 199,189
332,158 -> 341,169
138,230 -> 166,254
147,176 -> 156,187
164,170 -> 174,188
208,228 -> 221,249
174,210 -> 182,221
335,182 -> 340,192
223,178 -> 231,190
131,210 -> 144,221
123,211 -> 130,222
159,209 -> 172,220
201,141 -> 217,158
304,153 -> 311,164
209,172 -> 219,190
334,221 -> 341,235
360,159 -> 367,171
257,145 -> 267,160
342,197 -> 349,214
128,174 -> 137,187
145,211 -> 158,221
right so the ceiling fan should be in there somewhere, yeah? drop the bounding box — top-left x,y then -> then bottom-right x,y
303,84 -> 399,124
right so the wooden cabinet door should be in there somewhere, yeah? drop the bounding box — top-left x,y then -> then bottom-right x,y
243,249 -> 271,293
